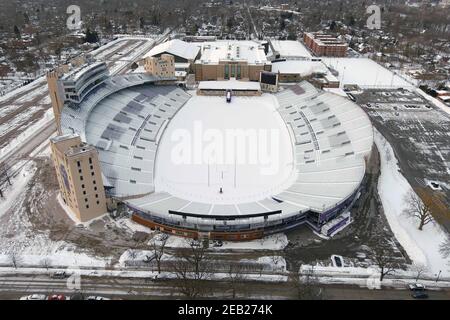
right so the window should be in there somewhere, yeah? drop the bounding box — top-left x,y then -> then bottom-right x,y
86,205 -> 89,209
82,184 -> 85,189
85,198 -> 88,202
224,65 -> 229,79
78,169 -> 82,173
91,172 -> 94,176
237,65 -> 241,79
94,187 -> 97,191
96,201 -> 100,205
95,194 -> 98,198
89,158 -> 92,164
83,191 -> 86,195
231,65 -> 235,77
80,176 -> 83,181
93,180 -> 96,185
77,161 -> 81,167
90,165 -> 93,170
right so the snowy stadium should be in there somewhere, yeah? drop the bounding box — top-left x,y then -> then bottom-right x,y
59,68 -> 373,241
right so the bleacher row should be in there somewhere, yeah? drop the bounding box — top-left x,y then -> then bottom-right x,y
273,82 -> 373,211
126,81 -> 373,228
60,73 -> 190,196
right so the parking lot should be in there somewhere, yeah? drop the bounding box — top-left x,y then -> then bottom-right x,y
355,88 -> 450,231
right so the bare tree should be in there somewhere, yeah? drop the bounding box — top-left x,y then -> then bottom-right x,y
226,263 -> 247,299
371,246 -> 397,281
439,236 -> 450,259
409,263 -> 429,282
289,266 -> 325,300
128,249 -> 138,261
41,257 -> 51,271
403,191 -> 433,231
9,251 -> 22,269
150,232 -> 167,274
169,239 -> 212,298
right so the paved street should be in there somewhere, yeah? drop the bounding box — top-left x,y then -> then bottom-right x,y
0,272 -> 449,300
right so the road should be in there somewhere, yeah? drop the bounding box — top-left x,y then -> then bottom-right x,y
0,273 -> 449,300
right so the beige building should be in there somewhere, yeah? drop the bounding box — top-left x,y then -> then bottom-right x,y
47,62 -> 109,134
194,42 -> 272,82
144,54 -> 175,77
50,134 -> 107,222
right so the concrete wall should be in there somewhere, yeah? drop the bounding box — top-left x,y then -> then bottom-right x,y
51,136 -> 107,222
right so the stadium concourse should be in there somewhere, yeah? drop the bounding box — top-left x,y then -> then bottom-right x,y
60,74 -> 373,241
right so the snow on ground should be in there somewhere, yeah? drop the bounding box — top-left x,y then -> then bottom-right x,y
154,93 -> 296,204
0,77 -> 46,104
158,233 -> 288,251
0,247 -> 109,268
374,129 -> 450,276
0,147 -> 111,269
241,256 -> 287,272
0,162 -> 36,219
108,39 -> 155,75
0,108 -> 54,161
416,88 -> 450,116
114,217 -> 154,234
321,58 -> 412,88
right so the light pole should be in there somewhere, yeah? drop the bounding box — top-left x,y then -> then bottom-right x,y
435,270 -> 442,283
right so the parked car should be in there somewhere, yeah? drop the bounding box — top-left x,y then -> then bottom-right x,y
51,271 -> 69,279
411,290 -> 429,299
86,296 -> 110,300
20,294 -> 47,300
212,240 -> 223,247
190,239 -> 201,247
408,283 -> 428,299
408,283 -> 426,291
346,93 -> 356,102
155,233 -> 169,242
48,294 -> 67,300
226,90 -> 232,103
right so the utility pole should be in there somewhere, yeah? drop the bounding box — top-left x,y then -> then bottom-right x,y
436,270 -> 442,283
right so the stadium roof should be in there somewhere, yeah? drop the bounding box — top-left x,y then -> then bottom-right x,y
143,39 -> 200,61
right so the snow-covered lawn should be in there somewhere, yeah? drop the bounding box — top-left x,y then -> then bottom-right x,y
374,129 -> 450,276
154,93 -> 295,204
0,108 -> 54,161
321,58 -> 412,88
156,233 -> 288,251
0,162 -> 36,219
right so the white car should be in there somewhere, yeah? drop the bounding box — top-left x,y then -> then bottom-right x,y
408,283 -> 426,291
86,296 -> 110,300
20,294 -> 47,300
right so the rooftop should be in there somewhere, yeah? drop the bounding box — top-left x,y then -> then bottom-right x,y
198,79 -> 261,91
269,40 -> 312,59
271,60 -> 328,76
144,39 -> 200,61
197,41 -> 269,65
